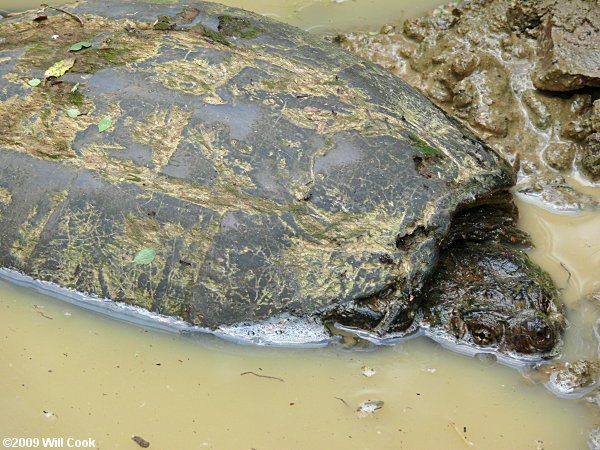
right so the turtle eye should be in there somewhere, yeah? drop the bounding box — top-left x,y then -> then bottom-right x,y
471,327 -> 496,346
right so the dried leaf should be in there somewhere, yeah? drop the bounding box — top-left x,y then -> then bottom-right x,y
134,248 -> 156,265
66,108 -> 81,118
70,41 -> 92,51
44,58 -> 75,79
98,117 -> 112,132
28,78 -> 41,87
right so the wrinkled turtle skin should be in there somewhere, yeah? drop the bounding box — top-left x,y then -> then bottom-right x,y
0,0 -> 564,358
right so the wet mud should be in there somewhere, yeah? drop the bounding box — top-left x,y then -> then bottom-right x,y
336,0 -> 600,210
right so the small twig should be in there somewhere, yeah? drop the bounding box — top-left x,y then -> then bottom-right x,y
7,9 -> 37,17
33,305 -> 53,320
334,397 -> 350,408
560,261 -> 572,283
448,420 -> 474,447
40,4 -> 83,26
240,371 -> 284,382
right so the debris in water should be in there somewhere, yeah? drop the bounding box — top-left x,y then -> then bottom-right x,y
587,292 -> 600,307
28,78 -> 41,87
240,371 -> 284,382
33,305 -> 53,320
448,420 -> 474,447
131,435 -> 150,448
42,410 -> 57,419
356,400 -> 384,418
361,365 -> 376,377
335,397 -> 350,408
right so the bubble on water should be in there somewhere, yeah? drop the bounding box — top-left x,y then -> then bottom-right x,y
215,314 -> 331,347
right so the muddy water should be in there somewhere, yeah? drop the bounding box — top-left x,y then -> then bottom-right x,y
0,0 -> 439,32
0,268 -> 596,449
1,0 -> 600,448
517,197 -> 600,363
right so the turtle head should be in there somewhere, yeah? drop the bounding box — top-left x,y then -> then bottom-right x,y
421,240 -> 566,361
446,308 -> 563,356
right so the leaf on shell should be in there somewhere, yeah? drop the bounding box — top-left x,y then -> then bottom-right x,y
66,108 -> 81,118
134,248 -> 156,265
28,78 -> 41,87
44,58 -> 75,79
70,41 -> 92,51
98,117 -> 112,132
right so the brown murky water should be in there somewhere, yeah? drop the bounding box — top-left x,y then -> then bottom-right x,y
1,0 -> 600,448
0,0 -> 439,32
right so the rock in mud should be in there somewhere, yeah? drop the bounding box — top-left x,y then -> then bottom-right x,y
582,100 -> 600,180
528,360 -> 600,398
532,0 -> 600,91
336,0 -> 600,210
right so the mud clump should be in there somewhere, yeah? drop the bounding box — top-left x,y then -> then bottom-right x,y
531,0 -> 600,91
335,0 -> 600,203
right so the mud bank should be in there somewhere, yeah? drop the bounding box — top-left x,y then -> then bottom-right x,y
337,0 -> 600,210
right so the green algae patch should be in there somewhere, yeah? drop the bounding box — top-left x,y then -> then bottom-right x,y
0,83 -> 95,160
217,15 -> 266,39
1,15 -> 161,76
406,131 -> 445,160
191,25 -> 231,47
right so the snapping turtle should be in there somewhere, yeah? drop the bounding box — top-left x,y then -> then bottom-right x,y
0,0 -> 564,359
